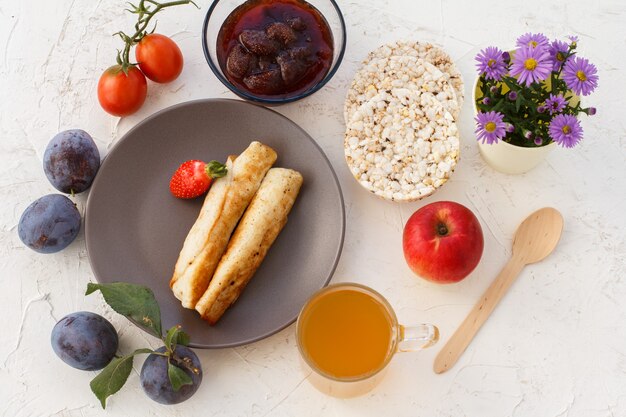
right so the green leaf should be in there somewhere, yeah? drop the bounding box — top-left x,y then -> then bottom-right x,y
168,362 -> 193,391
86,282 -> 162,337
90,357 -> 132,409
177,331 -> 190,346
90,349 -> 153,409
131,348 -> 155,355
500,76 -> 515,91
164,325 -> 182,351
164,325 -> 191,351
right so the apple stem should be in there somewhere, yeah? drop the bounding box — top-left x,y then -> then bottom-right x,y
437,223 -> 448,236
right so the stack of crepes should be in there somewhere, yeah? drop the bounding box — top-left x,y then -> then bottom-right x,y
170,141 -> 303,324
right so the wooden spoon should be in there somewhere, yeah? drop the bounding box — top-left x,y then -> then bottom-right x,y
433,207 -> 564,374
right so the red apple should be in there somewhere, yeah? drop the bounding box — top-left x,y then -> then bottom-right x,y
403,201 -> 484,284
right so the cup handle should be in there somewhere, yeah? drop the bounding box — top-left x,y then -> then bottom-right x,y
397,324 -> 439,352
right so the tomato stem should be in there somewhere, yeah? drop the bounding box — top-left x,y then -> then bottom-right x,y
114,0 -> 198,74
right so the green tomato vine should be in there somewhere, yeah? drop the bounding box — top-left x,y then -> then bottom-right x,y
113,0 -> 198,73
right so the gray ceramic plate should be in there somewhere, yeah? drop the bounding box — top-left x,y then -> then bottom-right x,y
85,99 -> 345,348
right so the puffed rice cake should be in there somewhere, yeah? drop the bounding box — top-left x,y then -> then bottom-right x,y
343,41 -> 463,202
344,89 -> 460,202
363,40 -> 464,110
345,55 -> 459,124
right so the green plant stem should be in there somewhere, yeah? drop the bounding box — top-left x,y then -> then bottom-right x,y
114,0 -> 197,72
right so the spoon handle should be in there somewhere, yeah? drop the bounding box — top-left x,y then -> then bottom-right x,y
433,257 -> 525,374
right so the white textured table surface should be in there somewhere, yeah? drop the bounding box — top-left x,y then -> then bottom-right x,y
1,0 -> 625,416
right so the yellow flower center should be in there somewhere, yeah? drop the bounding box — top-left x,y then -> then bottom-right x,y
556,52 -> 565,62
576,70 -> 587,81
487,58 -> 496,67
529,40 -> 538,47
562,125 -> 571,134
485,122 -> 497,133
524,58 -> 538,71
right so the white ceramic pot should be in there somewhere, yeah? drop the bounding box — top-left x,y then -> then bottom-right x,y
473,76 -> 557,174
477,139 -> 556,174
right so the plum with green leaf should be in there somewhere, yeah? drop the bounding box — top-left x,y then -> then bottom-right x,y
85,282 -> 203,409
141,344 -> 202,404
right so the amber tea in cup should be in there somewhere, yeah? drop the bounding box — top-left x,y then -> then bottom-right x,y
296,283 -> 439,397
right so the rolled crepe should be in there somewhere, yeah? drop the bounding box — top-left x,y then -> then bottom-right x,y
195,168 -> 303,324
170,141 -> 277,308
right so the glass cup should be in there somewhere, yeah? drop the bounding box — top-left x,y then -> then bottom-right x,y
296,282 -> 439,397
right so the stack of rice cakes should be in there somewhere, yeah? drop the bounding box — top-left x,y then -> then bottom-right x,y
344,41 -> 464,202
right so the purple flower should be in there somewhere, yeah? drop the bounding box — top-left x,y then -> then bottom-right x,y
537,105 -> 547,113
482,97 -> 491,105
490,85 -> 499,94
475,111 -> 507,144
549,114 -> 583,148
545,94 -> 568,115
502,51 -> 511,64
563,56 -> 599,96
505,123 -> 515,133
524,130 -> 534,140
516,32 -> 549,49
534,136 -> 544,146
510,46 -> 552,87
475,46 -> 508,80
548,39 -> 569,71
586,107 -> 597,116
508,91 -> 518,100
568,35 -> 579,45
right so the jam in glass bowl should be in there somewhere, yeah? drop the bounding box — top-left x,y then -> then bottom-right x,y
203,0 -> 346,104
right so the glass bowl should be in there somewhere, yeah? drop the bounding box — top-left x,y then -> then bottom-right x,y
202,0 -> 346,105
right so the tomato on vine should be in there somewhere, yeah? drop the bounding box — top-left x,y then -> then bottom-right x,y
97,65 -> 147,117
136,34 -> 184,83
97,0 -> 197,116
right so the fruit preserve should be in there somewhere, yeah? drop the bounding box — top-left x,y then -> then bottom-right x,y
216,0 -> 334,99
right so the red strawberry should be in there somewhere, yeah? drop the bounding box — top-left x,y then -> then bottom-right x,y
169,160 -> 227,199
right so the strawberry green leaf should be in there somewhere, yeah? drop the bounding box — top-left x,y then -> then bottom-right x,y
86,282 -> 162,337
205,160 -> 227,178
90,348 -> 153,409
168,362 -> 193,392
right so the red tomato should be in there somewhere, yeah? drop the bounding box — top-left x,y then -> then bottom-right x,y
135,34 -> 184,83
97,65 -> 147,117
